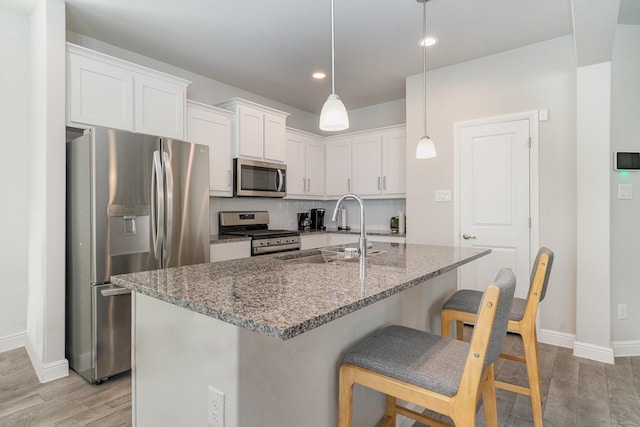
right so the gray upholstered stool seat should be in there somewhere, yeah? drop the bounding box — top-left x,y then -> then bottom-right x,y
344,325 -> 469,397
440,247 -> 554,427
443,291 -> 527,322
339,267 -> 516,427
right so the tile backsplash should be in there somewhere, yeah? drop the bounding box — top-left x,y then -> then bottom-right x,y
210,197 -> 406,234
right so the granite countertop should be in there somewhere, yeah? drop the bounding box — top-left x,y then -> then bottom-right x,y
209,234 -> 252,244
111,243 -> 489,340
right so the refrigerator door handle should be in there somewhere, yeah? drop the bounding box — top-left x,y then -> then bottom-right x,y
151,150 -> 165,261
100,287 -> 132,297
163,150 -> 173,266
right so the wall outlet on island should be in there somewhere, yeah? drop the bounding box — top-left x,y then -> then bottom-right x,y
208,385 -> 225,427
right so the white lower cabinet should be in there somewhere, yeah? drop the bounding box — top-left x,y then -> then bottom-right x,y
368,235 -> 406,244
300,234 -> 330,250
186,101 -> 233,197
210,240 -> 251,262
329,234 -> 359,246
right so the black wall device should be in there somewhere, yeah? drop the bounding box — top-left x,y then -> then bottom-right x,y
614,152 -> 640,171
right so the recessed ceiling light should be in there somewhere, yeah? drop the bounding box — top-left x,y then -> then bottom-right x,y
313,72 -> 326,79
419,36 -> 439,47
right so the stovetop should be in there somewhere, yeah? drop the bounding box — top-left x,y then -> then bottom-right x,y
223,229 -> 299,239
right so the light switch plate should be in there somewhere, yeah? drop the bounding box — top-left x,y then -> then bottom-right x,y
435,190 -> 451,202
618,184 -> 632,200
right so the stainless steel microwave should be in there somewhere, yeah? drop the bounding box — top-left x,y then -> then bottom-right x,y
234,158 -> 287,197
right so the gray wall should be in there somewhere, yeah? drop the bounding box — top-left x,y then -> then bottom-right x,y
406,35 -> 578,338
611,24 -> 640,342
0,5 -> 30,347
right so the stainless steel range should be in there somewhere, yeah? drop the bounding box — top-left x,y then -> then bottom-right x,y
219,211 -> 300,256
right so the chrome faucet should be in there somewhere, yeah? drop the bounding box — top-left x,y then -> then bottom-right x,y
332,193 -> 367,258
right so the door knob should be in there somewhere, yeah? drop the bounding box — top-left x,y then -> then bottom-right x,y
462,233 -> 477,240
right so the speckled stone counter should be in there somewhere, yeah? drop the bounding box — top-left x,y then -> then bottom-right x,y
122,242 -> 490,427
111,243 -> 488,340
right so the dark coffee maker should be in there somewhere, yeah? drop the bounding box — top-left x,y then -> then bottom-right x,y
297,212 -> 310,230
309,208 -> 326,230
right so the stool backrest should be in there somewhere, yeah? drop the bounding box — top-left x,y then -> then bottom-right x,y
529,247 -> 554,302
456,267 -> 515,402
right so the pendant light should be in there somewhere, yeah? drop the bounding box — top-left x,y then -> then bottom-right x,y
416,0 -> 436,159
319,0 -> 349,131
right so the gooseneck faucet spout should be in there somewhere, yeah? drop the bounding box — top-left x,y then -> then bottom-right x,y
332,193 -> 367,258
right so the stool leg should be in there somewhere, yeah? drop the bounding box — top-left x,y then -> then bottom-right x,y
339,365 -> 355,427
523,329 -> 544,427
481,364 -> 498,427
385,395 -> 397,427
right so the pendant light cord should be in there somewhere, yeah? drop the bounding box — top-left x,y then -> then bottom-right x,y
331,0 -> 336,95
422,0 -> 427,136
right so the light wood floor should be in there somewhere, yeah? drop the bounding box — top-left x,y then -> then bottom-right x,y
1,330 -> 639,426
0,348 -> 131,426
413,327 -> 640,427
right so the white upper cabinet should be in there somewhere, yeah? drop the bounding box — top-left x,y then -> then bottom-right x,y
285,129 -> 325,199
350,126 -> 406,198
66,43 -> 190,139
325,137 -> 352,197
186,101 -> 233,197
216,98 -> 289,163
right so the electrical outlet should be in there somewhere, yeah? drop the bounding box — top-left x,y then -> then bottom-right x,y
208,386 -> 225,427
618,304 -> 628,320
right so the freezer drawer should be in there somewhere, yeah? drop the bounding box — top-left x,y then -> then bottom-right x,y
93,284 -> 131,381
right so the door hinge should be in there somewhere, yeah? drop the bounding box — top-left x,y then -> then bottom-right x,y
528,137 -> 532,149
528,217 -> 532,228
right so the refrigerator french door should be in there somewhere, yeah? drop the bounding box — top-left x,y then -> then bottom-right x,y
66,127 -> 210,383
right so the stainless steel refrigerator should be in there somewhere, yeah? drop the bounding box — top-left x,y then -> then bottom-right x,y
66,126 -> 210,383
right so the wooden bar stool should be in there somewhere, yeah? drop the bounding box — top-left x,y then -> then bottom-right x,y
339,268 -> 516,427
441,247 -> 554,427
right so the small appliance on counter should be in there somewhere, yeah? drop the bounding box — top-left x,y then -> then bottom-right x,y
297,212 -> 311,231
309,208 -> 326,230
337,208 -> 350,231
390,212 -> 406,234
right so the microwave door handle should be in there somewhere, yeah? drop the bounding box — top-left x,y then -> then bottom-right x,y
276,169 -> 284,192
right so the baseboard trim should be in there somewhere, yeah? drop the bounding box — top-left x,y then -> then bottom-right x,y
0,331 -> 26,353
573,341 -> 615,364
612,340 -> 640,357
25,339 -> 69,383
538,328 -> 575,349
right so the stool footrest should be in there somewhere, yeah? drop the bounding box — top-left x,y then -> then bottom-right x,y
499,352 -> 526,363
495,380 -> 532,396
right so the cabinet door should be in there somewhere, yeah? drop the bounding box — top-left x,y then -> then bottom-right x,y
135,74 -> 185,139
67,52 -> 134,130
351,135 -> 382,195
285,132 -> 307,197
186,105 -> 233,196
306,137 -> 325,196
325,138 -> 352,197
300,234 -> 330,250
381,130 -> 406,195
264,113 -> 286,163
237,105 -> 264,159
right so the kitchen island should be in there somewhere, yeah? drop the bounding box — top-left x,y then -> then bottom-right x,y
112,243 -> 489,427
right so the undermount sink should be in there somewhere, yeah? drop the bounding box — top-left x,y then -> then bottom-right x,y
279,248 -> 388,264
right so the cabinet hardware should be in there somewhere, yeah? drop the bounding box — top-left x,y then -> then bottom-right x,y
378,177 -> 381,190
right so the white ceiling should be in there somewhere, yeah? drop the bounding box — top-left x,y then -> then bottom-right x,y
8,0 -> 639,115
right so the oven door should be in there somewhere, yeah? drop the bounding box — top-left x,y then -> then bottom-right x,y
234,158 -> 286,197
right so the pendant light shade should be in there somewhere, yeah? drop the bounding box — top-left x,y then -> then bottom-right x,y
319,0 -> 349,131
416,135 -> 436,159
320,94 -> 349,131
416,0 -> 436,159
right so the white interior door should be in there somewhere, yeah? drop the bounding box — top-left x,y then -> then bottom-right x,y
456,117 -> 532,298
